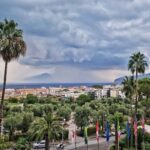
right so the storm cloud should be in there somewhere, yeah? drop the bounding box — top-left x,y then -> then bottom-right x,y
0,0 -> 150,82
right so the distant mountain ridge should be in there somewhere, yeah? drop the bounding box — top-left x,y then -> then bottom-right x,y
25,73 -> 51,83
114,73 -> 150,85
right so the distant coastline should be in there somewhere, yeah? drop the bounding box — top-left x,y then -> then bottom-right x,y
0,82 -> 113,89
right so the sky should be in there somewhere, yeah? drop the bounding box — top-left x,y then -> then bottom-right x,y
0,0 -> 150,83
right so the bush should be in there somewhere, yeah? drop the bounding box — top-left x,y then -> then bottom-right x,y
25,94 -> 38,104
145,143 -> 150,150
8,97 -> 18,103
14,137 -> 31,150
0,135 -> 12,149
11,105 -> 23,113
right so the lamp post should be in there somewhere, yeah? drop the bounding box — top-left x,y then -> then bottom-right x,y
62,118 -> 66,144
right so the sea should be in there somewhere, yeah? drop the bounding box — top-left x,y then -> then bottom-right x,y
0,82 -> 112,89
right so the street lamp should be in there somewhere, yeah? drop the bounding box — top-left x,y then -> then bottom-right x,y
62,118 -> 66,144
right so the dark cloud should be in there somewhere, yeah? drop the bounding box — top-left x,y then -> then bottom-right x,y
0,0 -> 150,71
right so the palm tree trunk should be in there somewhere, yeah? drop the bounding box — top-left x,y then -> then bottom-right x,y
45,133 -> 49,150
135,70 -> 138,115
0,61 -> 8,135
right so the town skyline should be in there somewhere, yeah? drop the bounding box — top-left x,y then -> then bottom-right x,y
0,0 -> 150,83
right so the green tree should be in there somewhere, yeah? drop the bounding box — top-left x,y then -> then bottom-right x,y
128,52 -> 148,114
76,94 -> 91,106
57,106 -> 71,121
4,115 -> 22,141
28,112 -> 62,150
138,78 -> 150,100
92,85 -> 103,89
21,112 -> 34,133
74,105 -> 91,131
25,94 -> 38,104
0,19 -> 26,134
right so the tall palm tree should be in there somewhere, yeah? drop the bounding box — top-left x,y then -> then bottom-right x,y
128,52 -> 148,114
0,19 -> 26,135
28,112 -> 62,150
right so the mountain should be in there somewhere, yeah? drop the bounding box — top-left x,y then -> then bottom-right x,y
25,73 -> 51,83
114,73 -> 150,85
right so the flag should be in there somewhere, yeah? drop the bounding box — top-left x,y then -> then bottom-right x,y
96,120 -> 99,142
71,130 -> 76,143
141,115 -> 145,134
84,127 -> 88,144
105,121 -> 110,142
134,117 -> 137,138
117,119 -> 121,140
126,122 -> 131,139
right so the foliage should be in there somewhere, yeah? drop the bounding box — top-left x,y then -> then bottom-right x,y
25,94 -> 38,104
0,135 -> 12,150
14,137 -> 31,150
57,105 -> 71,121
28,111 -> 62,150
8,97 -> 18,103
76,94 -> 91,105
21,112 -> 34,133
122,76 -> 135,100
4,114 -> 22,140
92,85 -> 103,89
74,105 -> 91,130
138,78 -> 150,99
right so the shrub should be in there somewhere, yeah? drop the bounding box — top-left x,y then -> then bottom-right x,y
8,97 -> 18,103
14,137 -> 31,150
25,94 -> 38,104
11,105 -> 23,113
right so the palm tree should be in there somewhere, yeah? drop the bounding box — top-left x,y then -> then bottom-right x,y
128,52 -> 148,114
122,76 -> 135,99
122,76 -> 135,114
4,115 -> 22,141
0,19 -> 26,135
28,112 -> 62,150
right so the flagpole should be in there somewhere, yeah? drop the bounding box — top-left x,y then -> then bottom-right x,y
75,131 -> 76,150
75,126 -> 77,150
115,119 -> 119,150
127,137 -> 129,150
143,133 -> 145,150
134,116 -> 138,150
142,115 -> 145,150
96,120 -> 100,150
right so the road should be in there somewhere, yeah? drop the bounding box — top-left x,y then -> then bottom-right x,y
32,136 -> 115,150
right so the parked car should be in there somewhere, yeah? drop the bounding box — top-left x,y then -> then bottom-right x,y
102,133 -> 112,138
121,129 -> 126,134
32,140 -> 45,149
56,143 -> 64,149
111,131 -> 115,136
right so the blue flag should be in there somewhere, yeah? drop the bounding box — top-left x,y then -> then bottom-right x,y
105,121 -> 110,142
126,122 -> 130,139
